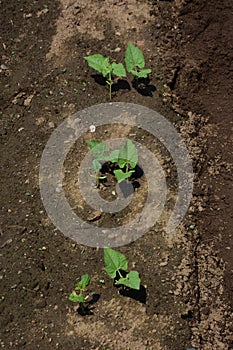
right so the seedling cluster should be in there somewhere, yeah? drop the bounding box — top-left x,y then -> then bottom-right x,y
69,248 -> 141,312
85,42 -> 152,99
69,43 -> 147,316
87,138 -> 138,187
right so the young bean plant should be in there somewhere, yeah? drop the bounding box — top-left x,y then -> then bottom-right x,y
124,41 -> 152,79
84,42 -> 152,99
84,54 -> 126,99
69,250 -> 141,315
87,139 -> 138,186
110,139 -> 138,183
104,247 -> 141,290
69,274 -> 91,314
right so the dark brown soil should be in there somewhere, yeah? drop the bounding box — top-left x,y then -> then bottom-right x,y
0,0 -> 232,349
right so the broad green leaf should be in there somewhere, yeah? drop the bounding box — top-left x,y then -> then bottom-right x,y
131,68 -> 152,78
104,247 -> 128,278
86,140 -> 102,150
118,139 -> 138,169
87,140 -> 109,160
107,149 -> 120,163
113,169 -> 134,183
101,57 -> 112,77
92,159 -> 102,172
69,291 -> 85,303
112,62 -> 126,77
125,42 -> 145,72
75,274 -> 91,290
84,54 -> 111,77
115,270 -> 140,290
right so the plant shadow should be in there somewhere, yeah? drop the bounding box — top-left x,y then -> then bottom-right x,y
91,74 -> 155,96
132,164 -> 144,180
132,77 -> 156,97
119,285 -> 147,304
77,293 -> 100,316
131,164 -> 144,191
91,74 -> 107,86
91,74 -> 131,92
114,270 -> 147,304
100,163 -> 144,196
112,79 -> 131,92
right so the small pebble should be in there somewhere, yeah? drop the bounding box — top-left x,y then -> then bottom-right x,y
89,124 -> 96,133
48,121 -> 55,128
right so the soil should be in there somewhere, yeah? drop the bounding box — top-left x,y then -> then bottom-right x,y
0,0 -> 232,350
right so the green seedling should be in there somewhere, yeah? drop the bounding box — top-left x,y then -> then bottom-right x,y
108,139 -> 138,169
84,43 -> 152,98
86,140 -> 109,187
84,54 -> 126,99
116,139 -> 138,181
104,247 -> 140,290
108,139 -> 138,183
113,169 -> 135,183
125,42 -> 152,79
69,274 -> 91,313
87,139 -> 138,184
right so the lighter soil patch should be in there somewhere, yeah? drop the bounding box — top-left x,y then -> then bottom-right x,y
47,0 -> 153,64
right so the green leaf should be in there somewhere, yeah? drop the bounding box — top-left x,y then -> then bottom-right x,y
87,140 -> 109,160
69,291 -> 85,303
92,159 -> 102,172
130,68 -> 152,78
113,169 -> 134,183
118,139 -> 138,169
101,58 -> 112,78
107,149 -> 120,163
84,54 -> 112,77
86,140 -> 102,150
104,247 -> 128,278
125,42 -> 145,72
75,274 -> 91,290
112,62 -> 126,77
115,270 -> 140,290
